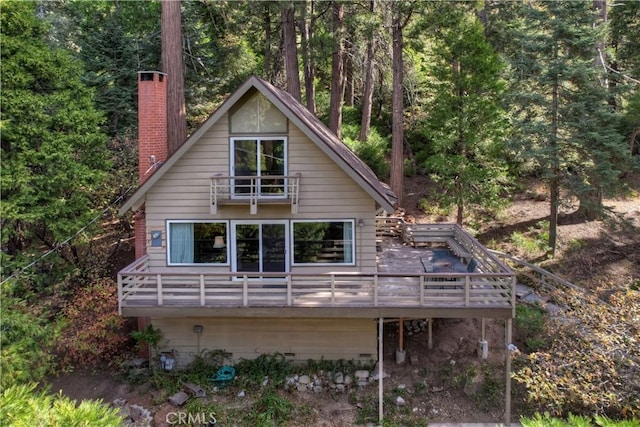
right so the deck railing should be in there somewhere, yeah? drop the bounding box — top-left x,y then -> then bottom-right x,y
118,258 -> 515,314
210,174 -> 301,214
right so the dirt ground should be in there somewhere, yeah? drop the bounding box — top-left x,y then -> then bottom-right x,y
46,174 -> 640,425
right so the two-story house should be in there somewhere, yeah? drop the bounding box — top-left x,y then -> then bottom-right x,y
118,72 -> 515,370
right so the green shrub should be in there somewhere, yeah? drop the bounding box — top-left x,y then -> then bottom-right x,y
521,413 -> 639,427
0,296 -> 60,390
234,353 -> 294,388
344,128 -> 390,179
0,383 -> 123,426
515,303 -> 549,352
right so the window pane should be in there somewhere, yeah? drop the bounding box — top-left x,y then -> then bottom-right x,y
258,95 -> 287,132
169,222 -> 227,264
230,94 -> 259,133
293,222 -> 354,264
230,93 -> 287,133
233,140 -> 257,194
235,224 -> 260,272
260,139 -> 285,194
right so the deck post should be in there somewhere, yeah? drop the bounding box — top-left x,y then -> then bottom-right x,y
117,275 -> 123,315
330,275 -> 335,304
242,275 -> 248,306
428,318 -> 433,349
419,276 -> 425,305
464,276 -> 470,306
511,276 -> 517,317
480,318 -> 488,359
200,275 -> 205,306
157,274 -> 162,305
373,275 -> 378,306
378,317 -> 384,424
287,275 -> 292,306
505,318 -> 513,425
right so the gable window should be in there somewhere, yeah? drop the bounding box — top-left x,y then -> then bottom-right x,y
230,92 -> 287,133
292,220 -> 355,265
231,138 -> 286,196
167,221 -> 229,265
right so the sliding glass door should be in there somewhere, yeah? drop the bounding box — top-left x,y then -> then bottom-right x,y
232,221 -> 288,275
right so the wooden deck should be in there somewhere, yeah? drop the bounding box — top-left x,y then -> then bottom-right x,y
118,224 -> 515,319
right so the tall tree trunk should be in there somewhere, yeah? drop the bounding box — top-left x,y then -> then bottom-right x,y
390,6 -> 404,207
328,1 -> 345,138
264,6 -> 273,82
343,38 -> 354,106
282,2 -> 301,101
161,0 -> 187,155
358,0 -> 375,142
299,0 -> 316,115
549,38 -> 560,257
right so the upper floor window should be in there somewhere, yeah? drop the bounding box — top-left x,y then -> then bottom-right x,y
232,138 -> 287,196
230,93 -> 287,134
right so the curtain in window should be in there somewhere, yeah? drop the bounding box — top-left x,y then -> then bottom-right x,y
170,223 -> 194,263
343,222 -> 353,263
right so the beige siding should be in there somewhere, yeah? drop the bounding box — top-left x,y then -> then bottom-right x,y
142,113 -> 380,272
150,317 -> 377,368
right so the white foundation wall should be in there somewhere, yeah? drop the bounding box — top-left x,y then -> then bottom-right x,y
150,317 -> 378,368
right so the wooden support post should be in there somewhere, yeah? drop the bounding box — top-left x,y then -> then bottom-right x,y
399,318 -> 404,351
505,318 -> 513,425
428,318 -> 433,350
378,317 -> 384,424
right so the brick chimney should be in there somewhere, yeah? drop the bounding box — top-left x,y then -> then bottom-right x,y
135,71 -> 167,259
138,71 -> 167,183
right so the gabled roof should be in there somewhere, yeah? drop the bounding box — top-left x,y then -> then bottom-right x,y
119,75 -> 397,215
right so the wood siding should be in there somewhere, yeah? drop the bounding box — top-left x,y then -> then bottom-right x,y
142,114 -> 378,272
149,317 -> 377,368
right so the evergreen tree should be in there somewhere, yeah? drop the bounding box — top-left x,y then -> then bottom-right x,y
420,4 -> 509,225
0,1 -> 110,284
505,1 -> 628,254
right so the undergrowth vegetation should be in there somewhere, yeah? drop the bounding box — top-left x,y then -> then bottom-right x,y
513,289 -> 640,419
0,383 -> 123,426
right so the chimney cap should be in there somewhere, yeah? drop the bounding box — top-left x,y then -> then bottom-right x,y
137,70 -> 167,76
138,71 -> 167,82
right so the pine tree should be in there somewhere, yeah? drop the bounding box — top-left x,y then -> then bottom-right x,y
505,1 -> 628,254
421,4 -> 509,225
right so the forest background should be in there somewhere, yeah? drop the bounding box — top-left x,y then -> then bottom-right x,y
1,0 -> 639,424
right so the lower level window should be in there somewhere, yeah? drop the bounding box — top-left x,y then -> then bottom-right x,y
292,220 -> 354,265
168,221 -> 228,265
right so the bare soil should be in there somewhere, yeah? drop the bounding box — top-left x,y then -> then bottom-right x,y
46,174 -> 640,425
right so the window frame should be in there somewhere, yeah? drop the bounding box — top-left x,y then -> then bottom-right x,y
166,220 -> 230,266
230,137 -> 288,198
290,219 -> 356,266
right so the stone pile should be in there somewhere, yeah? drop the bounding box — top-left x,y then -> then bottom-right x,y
283,369 -> 378,394
112,398 -> 152,427
403,319 -> 429,336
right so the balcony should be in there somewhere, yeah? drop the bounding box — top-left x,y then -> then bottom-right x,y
118,219 -> 515,318
210,174 -> 301,214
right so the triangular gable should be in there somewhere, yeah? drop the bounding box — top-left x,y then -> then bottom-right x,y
119,75 -> 397,215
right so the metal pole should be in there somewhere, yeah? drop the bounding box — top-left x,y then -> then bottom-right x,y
379,317 -> 384,424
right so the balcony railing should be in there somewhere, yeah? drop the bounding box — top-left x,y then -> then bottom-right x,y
210,174 -> 301,214
117,256 -> 516,315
